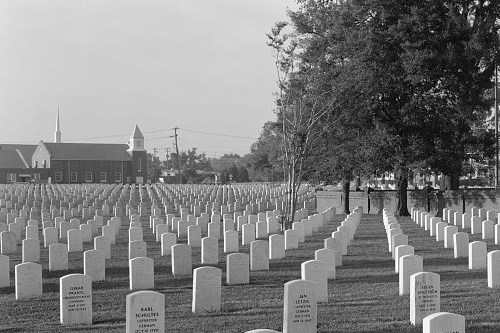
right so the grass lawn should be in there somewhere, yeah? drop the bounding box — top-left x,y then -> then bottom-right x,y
1,209 -> 500,332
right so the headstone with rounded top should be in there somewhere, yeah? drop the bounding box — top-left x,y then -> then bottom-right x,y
60,274 -> 92,325
15,262 -> 42,299
283,279 -> 317,333
410,272 -> 440,326
399,254 -> 423,296
469,241 -> 487,270
192,266 -> 221,314
172,244 -> 192,277
422,312 -> 464,333
129,257 -> 154,291
49,243 -> 68,271
226,252 -> 249,285
126,291 -> 165,333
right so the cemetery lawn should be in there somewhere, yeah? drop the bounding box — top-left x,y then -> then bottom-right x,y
1,214 -> 500,332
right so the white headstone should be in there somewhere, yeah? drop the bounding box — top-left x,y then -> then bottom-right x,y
250,240 -> 269,271
487,250 -> 500,288
422,312 -> 465,333
188,225 -> 202,248
83,249 -> 105,282
284,229 -> 298,250
314,248 -> 336,279
94,236 -> 111,260
60,274 -> 92,325
49,243 -> 69,271
324,237 -> 342,266
172,244 -> 192,277
1,231 -> 17,254
129,257 -> 154,291
161,232 -> 176,256
224,230 -> 239,253
283,279 -> 317,333
395,245 -> 414,273
126,291 -> 165,333
242,223 -> 256,246
67,229 -> 83,253
22,238 -> 40,263
399,254 -> 423,296
15,262 -> 42,299
226,252 -> 249,285
129,240 -> 147,261
410,272 -> 440,326
269,234 -> 285,260
129,227 -> 143,243
192,266 -> 221,314
301,260 -> 328,302
201,236 -> 218,265
444,225 -> 458,249
0,254 -> 9,287
482,220 -> 495,240
453,232 -> 469,258
469,241 -> 487,270
44,227 -> 59,248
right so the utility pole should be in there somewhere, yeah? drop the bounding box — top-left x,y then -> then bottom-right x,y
495,64 -> 499,187
171,127 -> 182,184
153,148 -> 158,183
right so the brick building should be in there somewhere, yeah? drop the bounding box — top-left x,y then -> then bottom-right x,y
0,112 -> 147,184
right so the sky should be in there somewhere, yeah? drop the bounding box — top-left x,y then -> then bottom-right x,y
0,0 -> 296,159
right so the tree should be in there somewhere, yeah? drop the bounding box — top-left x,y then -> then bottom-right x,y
248,121 -> 284,182
147,153 -> 161,183
268,19 -> 343,227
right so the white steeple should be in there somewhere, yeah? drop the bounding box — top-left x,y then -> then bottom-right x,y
128,125 -> 145,151
55,107 -> 61,143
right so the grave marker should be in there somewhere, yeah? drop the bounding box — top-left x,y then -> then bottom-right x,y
192,266 -> 221,314
283,279 -> 317,333
126,291 -> 165,333
410,272 -> 440,326
60,274 -> 92,325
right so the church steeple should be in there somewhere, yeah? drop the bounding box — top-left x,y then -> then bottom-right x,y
128,125 -> 145,151
55,107 -> 61,143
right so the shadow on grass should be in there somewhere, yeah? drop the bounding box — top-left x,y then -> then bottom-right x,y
334,272 -> 398,284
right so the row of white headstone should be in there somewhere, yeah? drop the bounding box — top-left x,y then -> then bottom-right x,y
412,207 -> 500,288
383,209 -> 465,332
124,206 -> 338,333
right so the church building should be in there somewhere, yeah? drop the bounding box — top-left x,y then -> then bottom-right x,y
2,111 -> 148,184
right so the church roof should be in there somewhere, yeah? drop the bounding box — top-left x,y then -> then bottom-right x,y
0,150 -> 28,169
43,143 -> 132,161
0,144 -> 37,161
131,125 -> 144,139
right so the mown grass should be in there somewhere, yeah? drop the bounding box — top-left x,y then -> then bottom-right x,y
1,212 -> 500,332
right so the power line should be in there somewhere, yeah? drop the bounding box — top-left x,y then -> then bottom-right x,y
65,127 -> 258,142
182,128 -> 257,140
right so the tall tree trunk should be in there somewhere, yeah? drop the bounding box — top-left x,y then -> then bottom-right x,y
443,173 -> 460,190
342,178 -> 350,214
396,167 -> 410,216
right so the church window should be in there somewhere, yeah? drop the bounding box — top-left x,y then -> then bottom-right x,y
54,172 -> 62,182
114,172 -> 122,182
6,173 -> 16,183
85,171 -> 92,182
100,171 -> 107,183
138,158 -> 142,172
70,172 -> 77,182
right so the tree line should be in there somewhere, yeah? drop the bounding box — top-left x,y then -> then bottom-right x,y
253,0 -> 500,220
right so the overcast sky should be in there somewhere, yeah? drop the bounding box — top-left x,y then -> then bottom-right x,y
0,0 -> 295,158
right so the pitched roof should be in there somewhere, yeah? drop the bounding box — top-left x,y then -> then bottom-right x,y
0,150 -> 28,169
131,125 -> 144,139
43,143 -> 132,161
0,144 -> 37,162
